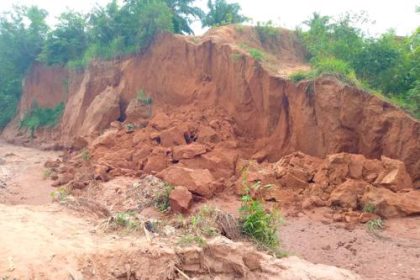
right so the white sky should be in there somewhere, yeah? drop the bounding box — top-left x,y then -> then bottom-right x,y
0,0 -> 418,36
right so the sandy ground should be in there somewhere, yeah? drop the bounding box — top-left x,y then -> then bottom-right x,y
0,141 -> 419,280
281,214 -> 420,280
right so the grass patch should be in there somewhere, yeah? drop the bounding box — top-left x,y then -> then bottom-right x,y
367,218 -> 384,232
289,58 -> 361,87
289,71 -> 309,83
154,183 -> 174,212
256,21 -> 279,43
177,234 -> 207,247
190,205 -> 219,237
81,149 -> 91,161
125,123 -> 135,132
20,103 -> 64,136
137,89 -> 152,105
363,203 -> 376,213
51,187 -> 70,202
113,212 -> 140,230
240,44 -> 265,62
43,169 -> 53,180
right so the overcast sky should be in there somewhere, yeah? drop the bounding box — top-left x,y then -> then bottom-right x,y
0,0 -> 418,36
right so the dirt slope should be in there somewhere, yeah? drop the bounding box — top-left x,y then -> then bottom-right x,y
3,26 -> 419,185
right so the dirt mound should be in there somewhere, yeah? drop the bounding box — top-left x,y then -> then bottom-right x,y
239,152 -> 420,219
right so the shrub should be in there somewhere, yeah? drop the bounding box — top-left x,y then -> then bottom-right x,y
289,71 -> 310,83
239,193 -> 282,249
256,21 -> 279,43
154,183 -> 174,212
248,48 -> 265,62
20,103 -> 64,136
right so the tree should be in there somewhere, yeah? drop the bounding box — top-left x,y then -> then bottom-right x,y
0,5 -> 48,128
165,0 -> 204,34
39,11 -> 87,65
202,0 -> 248,28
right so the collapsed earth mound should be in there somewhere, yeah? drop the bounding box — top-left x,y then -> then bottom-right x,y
2,25 -> 419,215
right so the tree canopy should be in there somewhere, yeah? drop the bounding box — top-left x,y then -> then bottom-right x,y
202,0 -> 248,27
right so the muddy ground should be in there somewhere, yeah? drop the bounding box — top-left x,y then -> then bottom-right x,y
0,141 -> 419,279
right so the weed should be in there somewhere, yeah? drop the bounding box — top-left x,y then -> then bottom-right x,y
114,212 -> 140,230
126,123 -> 135,132
154,183 -> 174,212
240,44 -> 265,62
137,89 -> 153,105
256,21 -> 279,43
290,71 -> 310,83
248,48 -> 265,62
239,194 -> 283,249
43,169 -> 53,180
363,203 -> 376,213
177,234 -> 207,247
190,205 -> 219,237
81,149 -> 91,161
51,187 -> 70,202
367,218 -> 384,232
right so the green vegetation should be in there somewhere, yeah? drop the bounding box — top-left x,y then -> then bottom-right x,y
177,234 -> 207,247
43,169 -> 53,180
240,44 -> 265,62
190,205 -> 219,237
363,203 -> 376,213
0,6 -> 48,128
202,0 -> 248,27
137,89 -> 153,105
296,12 -> 420,118
239,193 -> 282,249
114,211 -> 140,230
81,149 -> 91,161
50,187 -> 70,202
154,183 -> 174,212
255,21 -> 279,43
367,218 -> 384,232
20,103 -> 64,136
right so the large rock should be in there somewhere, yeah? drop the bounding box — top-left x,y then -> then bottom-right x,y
159,126 -> 187,147
361,186 -> 420,218
124,99 -> 151,126
374,156 -> 413,192
172,143 -> 207,161
158,166 -> 216,198
169,186 -> 192,213
80,87 -> 121,136
329,179 -> 368,209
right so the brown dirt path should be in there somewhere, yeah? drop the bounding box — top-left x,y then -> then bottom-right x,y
0,140 -> 60,205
